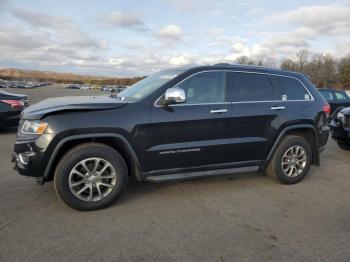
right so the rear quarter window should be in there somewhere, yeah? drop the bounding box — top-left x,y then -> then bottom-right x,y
272,75 -> 312,101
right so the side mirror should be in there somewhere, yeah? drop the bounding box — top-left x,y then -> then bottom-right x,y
164,88 -> 186,105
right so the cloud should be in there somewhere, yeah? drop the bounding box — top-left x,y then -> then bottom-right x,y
98,11 -> 147,31
11,8 -> 54,27
155,24 -> 183,41
268,5 -> 350,36
0,8 -> 110,75
246,7 -> 265,17
169,0 -> 196,12
11,8 -> 101,49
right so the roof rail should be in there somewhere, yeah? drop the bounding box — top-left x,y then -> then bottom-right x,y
213,63 -> 232,66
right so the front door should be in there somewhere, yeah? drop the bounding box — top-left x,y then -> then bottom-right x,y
146,71 -> 232,172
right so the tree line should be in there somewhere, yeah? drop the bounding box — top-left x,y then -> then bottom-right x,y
0,68 -> 145,86
1,50 -> 350,89
235,50 -> 350,90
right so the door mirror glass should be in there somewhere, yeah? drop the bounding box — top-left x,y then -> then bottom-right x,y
164,88 -> 186,104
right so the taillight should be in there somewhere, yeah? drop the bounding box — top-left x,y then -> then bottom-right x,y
1,100 -> 24,108
323,104 -> 331,118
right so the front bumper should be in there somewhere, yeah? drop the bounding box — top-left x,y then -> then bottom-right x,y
12,133 -> 56,178
329,121 -> 350,141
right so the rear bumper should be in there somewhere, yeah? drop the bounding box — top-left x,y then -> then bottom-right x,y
0,110 -> 22,127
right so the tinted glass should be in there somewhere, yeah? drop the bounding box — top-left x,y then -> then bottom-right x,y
233,73 -> 273,102
319,90 -> 334,100
176,71 -> 226,104
334,91 -> 348,100
272,76 -> 311,101
119,69 -> 185,101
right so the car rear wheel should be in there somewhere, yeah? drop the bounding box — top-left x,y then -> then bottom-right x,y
54,143 -> 127,210
337,141 -> 350,151
267,135 -> 312,184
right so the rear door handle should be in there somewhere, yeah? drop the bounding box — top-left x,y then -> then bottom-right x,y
270,106 -> 286,110
210,109 -> 228,114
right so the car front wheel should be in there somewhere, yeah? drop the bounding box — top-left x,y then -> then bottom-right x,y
337,141 -> 350,151
54,143 -> 128,210
267,135 -> 312,184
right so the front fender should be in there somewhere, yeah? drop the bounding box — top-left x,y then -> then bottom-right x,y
42,133 -> 141,182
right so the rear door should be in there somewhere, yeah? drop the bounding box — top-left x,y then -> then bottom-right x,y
226,72 -> 287,162
146,71 -> 232,172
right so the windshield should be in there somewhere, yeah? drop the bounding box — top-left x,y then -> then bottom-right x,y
118,69 -> 185,101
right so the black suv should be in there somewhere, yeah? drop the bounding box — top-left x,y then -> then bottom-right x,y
12,65 -> 330,210
329,107 -> 350,150
318,88 -> 350,115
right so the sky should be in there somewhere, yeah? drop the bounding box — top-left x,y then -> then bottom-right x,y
0,0 -> 350,77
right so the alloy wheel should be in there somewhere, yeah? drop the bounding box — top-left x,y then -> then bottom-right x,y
281,145 -> 307,178
68,157 -> 117,202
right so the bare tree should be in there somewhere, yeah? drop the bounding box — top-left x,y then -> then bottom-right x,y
295,49 -> 310,70
280,59 -> 297,71
308,53 -> 337,88
338,53 -> 350,88
235,55 -> 253,65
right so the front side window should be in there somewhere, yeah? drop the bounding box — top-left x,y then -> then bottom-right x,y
175,71 -> 226,104
272,75 -> 311,101
233,73 -> 273,102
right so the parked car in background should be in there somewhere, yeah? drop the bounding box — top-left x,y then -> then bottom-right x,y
329,107 -> 350,150
0,79 -> 49,89
318,88 -> 350,115
12,64 -> 330,210
100,85 -> 126,93
0,90 -> 28,127
65,84 -> 81,89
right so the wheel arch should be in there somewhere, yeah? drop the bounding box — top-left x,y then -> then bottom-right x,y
43,133 -> 141,183
264,125 -> 320,168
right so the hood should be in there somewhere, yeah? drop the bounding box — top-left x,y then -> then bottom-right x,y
22,95 -> 127,120
340,107 -> 350,116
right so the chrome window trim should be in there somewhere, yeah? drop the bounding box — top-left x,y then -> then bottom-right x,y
154,69 -> 315,108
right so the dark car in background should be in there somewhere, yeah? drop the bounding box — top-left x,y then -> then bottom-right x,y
329,107 -> 350,150
318,88 -> 350,115
12,64 -> 330,210
0,90 -> 28,127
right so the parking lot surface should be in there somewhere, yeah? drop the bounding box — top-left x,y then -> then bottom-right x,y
0,85 -> 350,262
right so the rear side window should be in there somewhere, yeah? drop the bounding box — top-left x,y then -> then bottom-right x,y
272,75 -> 311,101
233,73 -> 273,102
319,90 -> 334,101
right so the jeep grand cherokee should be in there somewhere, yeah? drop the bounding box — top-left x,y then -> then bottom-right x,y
12,64 -> 330,210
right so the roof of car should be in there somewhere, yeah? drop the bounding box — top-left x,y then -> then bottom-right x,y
179,63 -> 306,79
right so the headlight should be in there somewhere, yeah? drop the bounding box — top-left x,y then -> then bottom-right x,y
337,111 -> 345,123
21,120 -> 48,135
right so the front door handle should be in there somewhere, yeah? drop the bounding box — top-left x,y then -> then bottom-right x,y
210,109 -> 228,114
270,106 -> 286,110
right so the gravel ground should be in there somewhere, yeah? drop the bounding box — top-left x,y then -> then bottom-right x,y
0,85 -> 349,262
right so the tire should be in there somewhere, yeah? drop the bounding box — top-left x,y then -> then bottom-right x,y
266,135 -> 312,184
54,143 -> 128,211
337,141 -> 350,151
